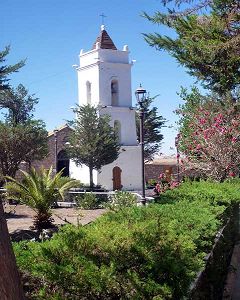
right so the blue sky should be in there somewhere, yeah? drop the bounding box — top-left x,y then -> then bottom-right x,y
2,0 -> 196,155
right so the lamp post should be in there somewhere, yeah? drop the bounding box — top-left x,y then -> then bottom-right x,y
135,84 -> 147,205
175,133 -> 180,182
53,129 -> 58,174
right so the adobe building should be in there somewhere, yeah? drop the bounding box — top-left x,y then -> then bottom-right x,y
31,125 -> 72,177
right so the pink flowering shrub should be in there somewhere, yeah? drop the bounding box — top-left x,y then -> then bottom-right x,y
177,99 -> 240,181
154,173 -> 180,195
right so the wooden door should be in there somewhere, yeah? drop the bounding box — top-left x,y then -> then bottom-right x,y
112,166 -> 122,190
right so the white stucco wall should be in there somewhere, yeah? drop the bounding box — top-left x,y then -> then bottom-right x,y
99,106 -> 138,146
77,63 -> 99,107
97,146 -> 142,191
77,47 -> 132,108
99,61 -> 132,107
69,160 -> 97,185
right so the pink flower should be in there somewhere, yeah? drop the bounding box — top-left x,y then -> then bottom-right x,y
196,144 -> 201,150
229,171 -> 235,177
199,118 -> 206,125
159,173 -> 164,179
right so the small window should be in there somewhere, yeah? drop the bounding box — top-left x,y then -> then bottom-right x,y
111,80 -> 118,106
86,81 -> 91,104
114,120 -> 121,143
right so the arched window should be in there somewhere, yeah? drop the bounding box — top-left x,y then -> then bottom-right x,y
114,120 -> 121,144
86,81 -> 91,104
111,80 -> 118,106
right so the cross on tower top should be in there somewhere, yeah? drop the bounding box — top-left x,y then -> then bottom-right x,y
100,13 -> 107,25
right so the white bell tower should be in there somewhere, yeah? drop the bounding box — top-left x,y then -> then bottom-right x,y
74,25 -> 141,190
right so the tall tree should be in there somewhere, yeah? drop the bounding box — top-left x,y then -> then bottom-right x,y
0,85 -> 48,181
143,0 -> 240,96
67,104 -> 120,189
0,47 -> 25,299
144,0 -> 240,179
0,46 -> 25,90
135,96 -> 166,161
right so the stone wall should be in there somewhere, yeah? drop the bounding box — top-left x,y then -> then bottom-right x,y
145,164 -> 179,183
32,125 -> 72,171
16,125 -> 72,179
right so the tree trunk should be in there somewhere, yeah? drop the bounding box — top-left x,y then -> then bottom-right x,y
0,198 -> 24,300
89,166 -> 94,191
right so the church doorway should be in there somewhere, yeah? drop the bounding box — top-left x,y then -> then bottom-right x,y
57,150 -> 70,177
112,166 -> 122,190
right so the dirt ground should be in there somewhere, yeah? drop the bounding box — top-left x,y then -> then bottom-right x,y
4,203 -> 106,235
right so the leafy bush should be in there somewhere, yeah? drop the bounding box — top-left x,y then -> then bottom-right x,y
156,178 -> 240,206
146,178 -> 157,188
14,180 -> 240,299
105,191 -> 137,211
75,192 -> 99,209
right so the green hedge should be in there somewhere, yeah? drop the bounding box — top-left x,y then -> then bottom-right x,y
156,178 -> 240,206
14,179 -> 240,300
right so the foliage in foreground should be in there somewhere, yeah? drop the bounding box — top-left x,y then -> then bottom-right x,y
156,178 -> 240,206
14,180 -> 240,299
6,167 -> 79,230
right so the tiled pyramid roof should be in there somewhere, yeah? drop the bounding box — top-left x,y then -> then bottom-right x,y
92,27 -> 117,50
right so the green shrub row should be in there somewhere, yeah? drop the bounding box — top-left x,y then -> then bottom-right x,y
156,178 -> 240,206
14,179 -> 240,300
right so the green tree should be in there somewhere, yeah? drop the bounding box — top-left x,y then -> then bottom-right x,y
143,0 -> 240,96
5,167 -> 80,230
136,96 -> 166,161
0,46 -> 25,90
0,84 -> 48,181
0,83 -> 38,123
0,121 -> 48,181
67,104 -> 120,189
0,46 -> 25,300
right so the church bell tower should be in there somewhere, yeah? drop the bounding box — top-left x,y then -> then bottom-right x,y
74,25 -> 141,190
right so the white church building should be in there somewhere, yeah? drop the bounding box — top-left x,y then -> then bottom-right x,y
69,25 -> 142,190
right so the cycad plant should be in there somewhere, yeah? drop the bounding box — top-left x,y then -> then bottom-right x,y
5,167 -> 80,230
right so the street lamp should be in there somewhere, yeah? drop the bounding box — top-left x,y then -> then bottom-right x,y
53,129 -> 59,174
135,84 -> 147,205
175,133 -> 180,182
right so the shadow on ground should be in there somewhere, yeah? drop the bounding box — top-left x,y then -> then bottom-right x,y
5,213 -> 29,219
10,229 -> 38,242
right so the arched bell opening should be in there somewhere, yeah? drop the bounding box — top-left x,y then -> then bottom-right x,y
111,80 -> 119,106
